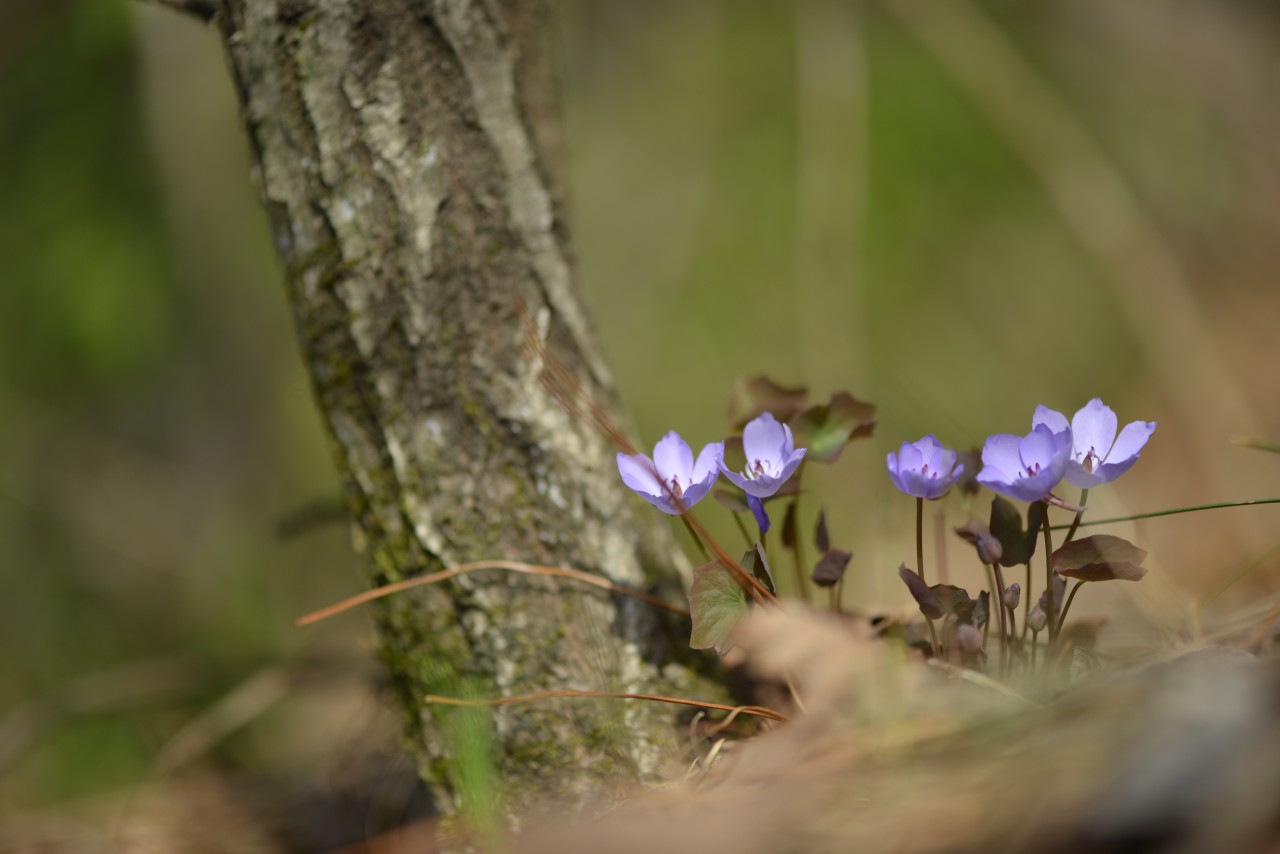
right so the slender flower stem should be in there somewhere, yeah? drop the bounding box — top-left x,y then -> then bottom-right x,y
1049,497 -> 1280,530
790,498 -> 811,603
1041,504 -> 1058,646
916,498 -> 926,584
934,506 -> 949,584
1030,630 -> 1039,668
1063,488 -> 1089,545
731,512 -> 753,547
990,563 -> 1010,674
1022,564 -> 1032,643
916,497 -> 941,657
1053,580 -> 1085,638
680,514 -> 710,562
423,689 -> 789,722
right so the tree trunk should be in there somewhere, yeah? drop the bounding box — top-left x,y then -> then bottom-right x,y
212,0 -> 716,819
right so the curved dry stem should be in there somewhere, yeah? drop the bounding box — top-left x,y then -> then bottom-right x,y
423,689 -> 789,723
683,510 -> 778,604
297,559 -> 689,627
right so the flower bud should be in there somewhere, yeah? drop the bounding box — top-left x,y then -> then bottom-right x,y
1028,605 -> 1048,633
1003,582 -> 1021,611
956,623 -> 983,655
954,519 -> 1003,566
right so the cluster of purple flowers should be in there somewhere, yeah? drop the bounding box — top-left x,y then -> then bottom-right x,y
616,413 -> 806,516
619,398 -> 1154,516
887,398 -> 1156,503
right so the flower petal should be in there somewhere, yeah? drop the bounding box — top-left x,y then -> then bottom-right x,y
774,448 -> 807,486
897,441 -> 924,475
981,434 -> 1023,479
1019,424 -> 1059,471
743,413 -> 789,468
618,452 -> 681,514
1071,399 -> 1118,462
898,468 -> 929,499
1018,465 -> 1063,502
886,451 -> 910,494
924,446 -> 957,478
977,466 -> 1028,501
718,465 -> 755,495
748,494 -> 771,533
913,434 -> 944,458
886,450 -> 901,478
691,441 -> 725,485
1106,419 -> 1156,465
978,469 -> 1048,504
617,452 -> 661,496
1075,420 -> 1154,486
652,431 -> 694,482
1032,405 -> 1069,434
681,475 -> 718,508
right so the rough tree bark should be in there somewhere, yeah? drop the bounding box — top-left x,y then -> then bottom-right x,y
209,0 -> 718,819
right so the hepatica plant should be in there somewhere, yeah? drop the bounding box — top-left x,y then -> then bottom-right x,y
615,380 -> 1175,687
302,358 -> 1277,733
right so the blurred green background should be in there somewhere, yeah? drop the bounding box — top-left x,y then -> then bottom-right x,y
2,0 -> 1278,847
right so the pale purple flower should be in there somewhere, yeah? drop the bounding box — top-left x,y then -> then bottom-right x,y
617,432 -> 724,515
976,423 -> 1072,503
1033,399 -> 1156,489
719,412 -> 807,498
886,434 -> 964,500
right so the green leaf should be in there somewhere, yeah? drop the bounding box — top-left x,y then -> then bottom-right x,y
989,497 -> 1043,567
899,564 -> 942,619
726,376 -> 808,430
789,392 -> 877,464
688,561 -> 750,655
1053,534 -> 1148,582
1232,437 -> 1280,454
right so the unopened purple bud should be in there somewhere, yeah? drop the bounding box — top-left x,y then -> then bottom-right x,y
1028,605 -> 1048,633
1003,583 -> 1021,611
956,623 -> 983,655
